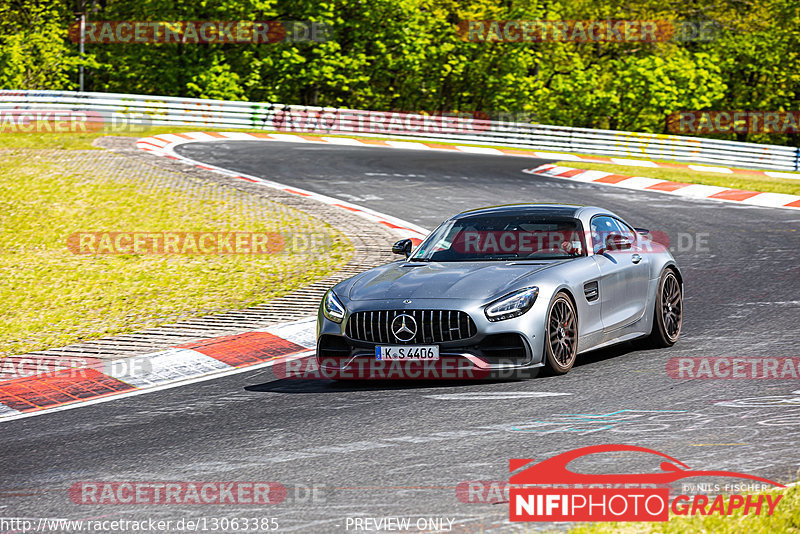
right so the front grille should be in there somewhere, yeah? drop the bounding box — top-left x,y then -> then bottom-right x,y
345,310 -> 477,344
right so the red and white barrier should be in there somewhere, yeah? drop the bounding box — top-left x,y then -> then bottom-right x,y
525,164 -> 800,210
0,318 -> 317,421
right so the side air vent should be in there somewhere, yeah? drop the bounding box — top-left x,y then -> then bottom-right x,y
477,333 -> 528,364
317,335 -> 351,359
584,281 -> 599,302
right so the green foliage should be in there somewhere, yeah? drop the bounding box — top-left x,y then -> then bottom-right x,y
0,1 -> 87,89
1,0 -> 798,146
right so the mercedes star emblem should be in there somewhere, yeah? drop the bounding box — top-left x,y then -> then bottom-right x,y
391,314 -> 417,342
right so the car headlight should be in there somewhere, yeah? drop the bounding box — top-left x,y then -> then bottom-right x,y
485,287 -> 539,322
323,290 -> 346,323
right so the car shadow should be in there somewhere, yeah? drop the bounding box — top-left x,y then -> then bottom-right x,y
245,377 -> 524,394
573,340 -> 644,368
245,341 -> 647,394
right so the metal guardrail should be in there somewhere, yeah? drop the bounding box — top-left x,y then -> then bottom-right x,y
2,89 -> 798,171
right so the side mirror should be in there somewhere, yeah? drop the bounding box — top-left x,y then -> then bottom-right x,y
392,238 -> 413,258
634,227 -> 650,235
605,233 -> 632,251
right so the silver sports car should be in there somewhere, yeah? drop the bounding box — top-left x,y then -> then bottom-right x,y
316,204 -> 682,379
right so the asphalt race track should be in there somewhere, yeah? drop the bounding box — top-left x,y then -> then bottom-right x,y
2,141 -> 799,532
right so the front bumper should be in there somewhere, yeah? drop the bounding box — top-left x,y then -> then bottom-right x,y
315,298 -> 545,379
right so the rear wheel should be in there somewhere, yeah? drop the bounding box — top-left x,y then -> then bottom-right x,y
543,292 -> 578,375
647,269 -> 683,347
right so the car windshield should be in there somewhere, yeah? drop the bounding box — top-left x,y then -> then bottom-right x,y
409,214 -> 586,262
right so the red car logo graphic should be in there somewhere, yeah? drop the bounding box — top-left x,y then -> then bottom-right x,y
510,444 -> 784,487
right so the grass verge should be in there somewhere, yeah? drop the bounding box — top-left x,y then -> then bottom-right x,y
557,161 -> 800,196
0,142 -> 352,357
0,126 -> 241,150
568,485 -> 799,534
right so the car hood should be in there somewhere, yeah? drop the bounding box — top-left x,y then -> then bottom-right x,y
346,260 -> 564,301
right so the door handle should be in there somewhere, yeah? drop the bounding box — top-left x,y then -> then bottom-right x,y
631,254 -> 642,264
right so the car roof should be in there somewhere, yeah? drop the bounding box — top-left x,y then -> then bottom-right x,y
453,203 -> 593,219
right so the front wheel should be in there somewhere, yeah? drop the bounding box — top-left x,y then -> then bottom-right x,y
543,292 -> 578,375
647,269 -> 683,347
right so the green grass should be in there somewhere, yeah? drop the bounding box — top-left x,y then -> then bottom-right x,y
0,125 -> 238,150
0,146 -> 352,357
557,161 -> 800,196
568,485 -> 799,534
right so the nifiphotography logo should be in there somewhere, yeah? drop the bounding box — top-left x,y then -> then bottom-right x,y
508,444 -> 784,522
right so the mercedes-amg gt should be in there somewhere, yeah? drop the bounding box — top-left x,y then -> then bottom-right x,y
316,204 -> 682,378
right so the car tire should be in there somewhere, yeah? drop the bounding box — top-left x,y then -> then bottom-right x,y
647,268 -> 683,347
543,292 -> 578,375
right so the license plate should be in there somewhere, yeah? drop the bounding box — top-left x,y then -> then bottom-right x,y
376,345 -> 439,361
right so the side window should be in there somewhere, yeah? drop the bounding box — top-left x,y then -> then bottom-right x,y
590,216 -> 620,254
613,218 -> 637,244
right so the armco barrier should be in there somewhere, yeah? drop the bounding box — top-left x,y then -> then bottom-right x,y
1,89 -> 798,171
